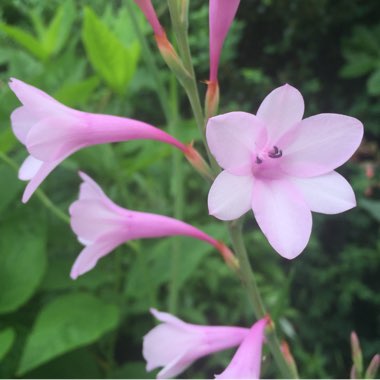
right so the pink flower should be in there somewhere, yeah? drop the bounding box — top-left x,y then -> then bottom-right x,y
209,0 -> 240,84
9,78 -> 188,203
215,317 -> 268,379
133,0 -> 165,37
207,84 -> 363,259
70,172 -> 236,279
143,308 -> 250,379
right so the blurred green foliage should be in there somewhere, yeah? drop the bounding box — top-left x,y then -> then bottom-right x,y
0,0 -> 379,379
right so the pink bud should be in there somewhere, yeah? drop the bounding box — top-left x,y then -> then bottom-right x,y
365,354 -> 379,379
209,0 -> 240,83
133,0 -> 165,37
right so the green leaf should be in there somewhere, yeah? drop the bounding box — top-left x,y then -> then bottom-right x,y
82,7 -> 140,95
18,293 -> 120,375
0,207 -> 47,314
0,22 -> 47,61
367,68 -> 380,95
360,198 -> 380,222
42,0 -> 76,57
0,328 -> 15,361
0,162 -> 23,213
54,76 -> 100,107
340,54 -> 376,78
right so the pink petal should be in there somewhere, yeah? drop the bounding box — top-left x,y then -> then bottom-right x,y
290,171 -> 356,214
70,234 -> 124,279
18,155 -> 43,181
215,317 -> 267,379
26,115 -> 85,162
280,113 -> 363,177
78,171 -> 107,201
209,0 -> 240,82
257,84 -> 304,143
208,171 -> 254,221
149,308 -> 190,329
206,112 -> 266,173
252,179 -> 312,259
10,106 -> 38,144
22,159 -> 61,203
69,199 -> 125,244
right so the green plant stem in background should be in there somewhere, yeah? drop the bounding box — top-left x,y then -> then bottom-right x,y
0,152 -> 69,224
228,220 -> 297,379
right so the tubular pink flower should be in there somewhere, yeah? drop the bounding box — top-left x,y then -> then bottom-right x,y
207,84 -> 364,259
143,308 -> 250,379
9,78 -> 187,203
69,172 -> 236,279
209,0 -> 240,83
133,0 -> 165,37
215,317 -> 268,379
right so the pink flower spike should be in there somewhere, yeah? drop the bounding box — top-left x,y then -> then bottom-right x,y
133,0 -> 165,37
9,78 -> 187,202
209,0 -> 240,83
70,172 -> 237,279
215,317 -> 268,379
143,308 -> 250,379
207,84 -> 364,259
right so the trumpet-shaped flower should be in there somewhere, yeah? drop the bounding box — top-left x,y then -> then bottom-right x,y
209,0 -> 240,84
9,78 -> 189,203
207,84 -> 363,259
215,317 -> 268,379
143,308 -> 250,379
70,172 -> 236,279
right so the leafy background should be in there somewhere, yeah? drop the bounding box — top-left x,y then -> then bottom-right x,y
0,0 -> 379,378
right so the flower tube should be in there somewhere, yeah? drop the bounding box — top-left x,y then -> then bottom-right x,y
143,308 -> 250,379
9,78 -> 195,202
69,172 -> 237,279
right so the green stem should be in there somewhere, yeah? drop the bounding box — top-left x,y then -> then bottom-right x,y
228,220 -> 297,379
168,75 -> 184,314
0,151 -> 69,224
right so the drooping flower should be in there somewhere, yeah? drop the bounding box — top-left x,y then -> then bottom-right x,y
215,317 -> 268,379
143,308 -> 250,379
9,78 -> 191,203
70,172 -> 236,279
133,0 -> 165,37
207,84 -> 363,259
209,0 -> 240,84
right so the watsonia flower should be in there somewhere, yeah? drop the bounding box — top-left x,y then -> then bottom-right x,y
9,78 -> 195,202
207,84 -> 363,259
69,172 -> 236,279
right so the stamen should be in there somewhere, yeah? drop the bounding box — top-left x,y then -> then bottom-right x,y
268,146 -> 282,159
255,156 -> 263,164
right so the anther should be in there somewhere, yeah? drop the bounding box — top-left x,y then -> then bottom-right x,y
268,146 -> 282,159
255,156 -> 263,164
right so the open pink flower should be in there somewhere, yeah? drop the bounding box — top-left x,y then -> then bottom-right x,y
209,0 -> 240,84
143,308 -> 250,379
70,172 -> 235,279
9,78 -> 188,203
207,84 -> 363,259
133,0 -> 165,37
215,317 -> 268,379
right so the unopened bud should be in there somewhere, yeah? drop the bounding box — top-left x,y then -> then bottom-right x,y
205,80 -> 220,119
214,241 -> 240,270
351,331 -> 363,375
351,364 -> 359,379
365,354 -> 379,379
184,143 -> 214,181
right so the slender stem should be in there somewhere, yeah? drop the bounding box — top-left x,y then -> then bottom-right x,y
168,75 -> 183,313
228,219 -> 297,379
0,151 -> 69,224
